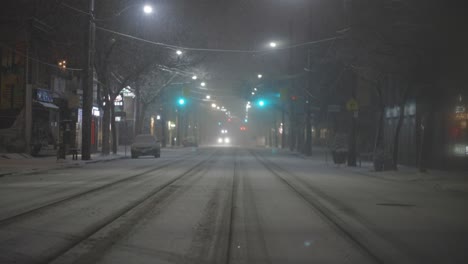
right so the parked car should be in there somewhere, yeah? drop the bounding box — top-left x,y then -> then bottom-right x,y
182,136 -> 198,147
131,134 -> 161,159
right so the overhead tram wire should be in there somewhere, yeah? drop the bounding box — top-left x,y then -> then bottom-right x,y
96,26 -> 343,54
59,2 -> 343,55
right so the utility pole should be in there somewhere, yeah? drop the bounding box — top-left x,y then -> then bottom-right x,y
25,35 -> 31,154
304,49 -> 312,156
82,0 -> 95,160
281,102 -> 286,148
347,70 -> 357,167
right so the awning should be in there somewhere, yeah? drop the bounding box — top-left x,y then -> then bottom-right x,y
35,101 -> 59,109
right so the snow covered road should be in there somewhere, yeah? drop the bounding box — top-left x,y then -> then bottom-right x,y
0,147 -> 466,263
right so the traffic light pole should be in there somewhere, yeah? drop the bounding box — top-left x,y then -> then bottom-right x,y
82,0 -> 95,160
281,103 -> 286,149
176,108 -> 181,146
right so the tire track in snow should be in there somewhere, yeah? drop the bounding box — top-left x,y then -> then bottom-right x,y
250,149 -> 389,264
0,149 -> 200,226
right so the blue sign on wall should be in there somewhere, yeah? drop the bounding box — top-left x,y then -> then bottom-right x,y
35,88 -> 54,103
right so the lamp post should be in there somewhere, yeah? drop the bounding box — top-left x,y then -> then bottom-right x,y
81,2 -> 154,159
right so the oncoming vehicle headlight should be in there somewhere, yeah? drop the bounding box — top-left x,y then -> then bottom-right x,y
218,137 -> 223,143
224,137 -> 230,144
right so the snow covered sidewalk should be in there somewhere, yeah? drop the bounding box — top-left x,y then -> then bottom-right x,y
274,146 -> 468,194
0,151 -> 126,177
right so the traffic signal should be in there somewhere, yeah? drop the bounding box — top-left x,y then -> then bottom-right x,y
257,99 -> 266,107
178,98 -> 186,105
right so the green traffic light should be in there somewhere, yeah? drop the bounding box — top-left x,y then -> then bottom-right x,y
178,98 -> 186,105
258,100 -> 265,107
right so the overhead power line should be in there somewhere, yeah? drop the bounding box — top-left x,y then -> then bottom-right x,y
96,26 -> 343,54
60,2 -> 343,54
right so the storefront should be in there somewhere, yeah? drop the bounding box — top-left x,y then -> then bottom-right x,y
32,88 -> 60,155
450,97 -> 468,158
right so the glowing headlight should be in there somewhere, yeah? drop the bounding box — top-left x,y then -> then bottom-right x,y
224,137 -> 230,144
218,138 -> 223,143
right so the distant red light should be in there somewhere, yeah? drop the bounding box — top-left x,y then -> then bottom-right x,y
291,95 -> 297,101
450,127 -> 460,139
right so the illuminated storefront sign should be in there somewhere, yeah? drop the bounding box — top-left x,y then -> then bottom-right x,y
454,113 -> 468,120
35,88 -> 54,103
92,106 -> 100,117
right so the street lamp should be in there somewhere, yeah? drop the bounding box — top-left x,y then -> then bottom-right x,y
211,103 -> 217,108
192,75 -> 197,80
269,42 -> 277,48
81,2 -> 153,160
143,5 -> 153,14
201,82 -> 206,87
176,50 -> 183,56
258,74 -> 263,79
206,95 -> 211,99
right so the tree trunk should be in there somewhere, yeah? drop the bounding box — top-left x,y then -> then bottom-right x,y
110,99 -> 117,154
305,99 -> 312,156
136,103 -> 148,135
348,111 -> 357,166
373,85 -> 385,153
134,81 -> 141,136
161,108 -> 166,147
391,86 -> 411,170
373,84 -> 386,171
418,115 -> 427,172
101,96 -> 111,155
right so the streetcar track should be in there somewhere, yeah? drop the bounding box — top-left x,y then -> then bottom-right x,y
233,150 -> 271,264
250,149 -> 384,264
44,149 -> 221,264
0,149 -> 206,226
224,148 -> 238,264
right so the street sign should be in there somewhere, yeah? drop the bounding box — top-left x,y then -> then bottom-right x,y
346,98 -> 359,111
327,105 -> 341,112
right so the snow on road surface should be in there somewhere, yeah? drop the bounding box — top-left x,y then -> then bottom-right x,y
0,147 -> 466,263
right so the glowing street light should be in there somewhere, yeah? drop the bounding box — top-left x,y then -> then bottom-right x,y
201,82 -> 206,87
269,42 -> 277,48
192,75 -> 198,80
143,5 -> 153,14
211,103 -> 217,108
176,50 -> 183,56
258,74 -> 262,79
206,95 -> 211,99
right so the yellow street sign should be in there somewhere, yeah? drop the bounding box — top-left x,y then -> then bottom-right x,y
346,98 -> 359,111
